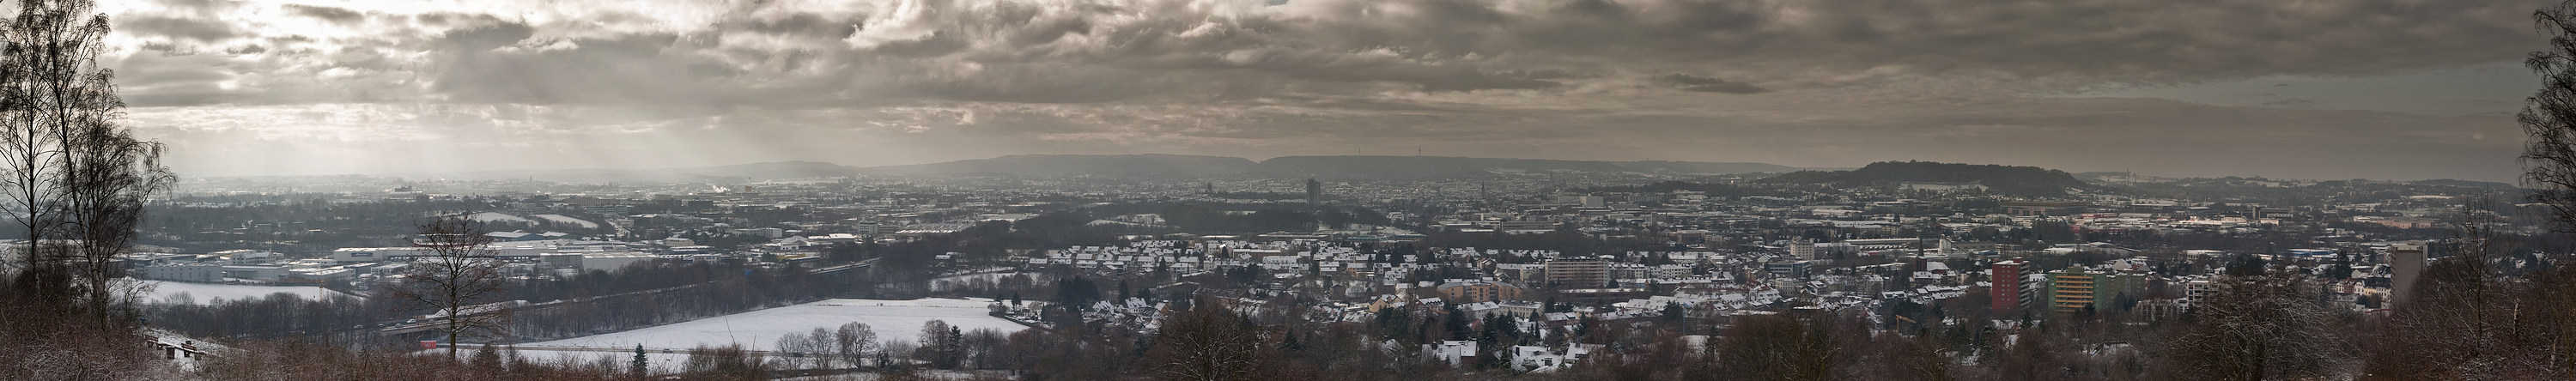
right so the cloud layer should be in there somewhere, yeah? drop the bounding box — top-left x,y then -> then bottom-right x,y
93,0 -> 2547,181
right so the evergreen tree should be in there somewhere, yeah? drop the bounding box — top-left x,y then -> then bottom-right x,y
945,325 -> 964,368
631,344 -> 648,376
1443,305 -> 1472,341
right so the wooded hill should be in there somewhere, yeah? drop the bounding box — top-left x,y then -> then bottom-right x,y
1762,160 -> 2097,196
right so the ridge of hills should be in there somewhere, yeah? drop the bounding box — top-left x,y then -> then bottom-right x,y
1761,160 -> 2098,196
416,154 -> 1805,182
346,155 -> 2528,191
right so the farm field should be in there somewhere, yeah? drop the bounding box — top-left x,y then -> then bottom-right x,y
148,281 -> 354,305
523,297 -> 1025,352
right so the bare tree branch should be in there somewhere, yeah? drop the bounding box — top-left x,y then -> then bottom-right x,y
384,215 -> 514,359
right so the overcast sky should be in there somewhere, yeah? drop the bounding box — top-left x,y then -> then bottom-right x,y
91,0 -> 2549,181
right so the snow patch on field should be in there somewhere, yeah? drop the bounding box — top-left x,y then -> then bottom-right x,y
467,211 -> 535,224
148,281 -> 353,305
532,214 -> 598,228
524,298 -> 1025,352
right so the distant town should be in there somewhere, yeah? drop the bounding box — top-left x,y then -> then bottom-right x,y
2,0 -> 2566,379
100,155 -> 2555,378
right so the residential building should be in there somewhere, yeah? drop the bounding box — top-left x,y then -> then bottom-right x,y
2185,279 -> 2219,305
1546,259 -> 1609,288
1437,281 -> 1528,304
1765,261 -> 1812,279
2047,266 -> 2099,314
2390,244 -> 2425,305
1991,259 -> 2029,312
1789,239 -> 1817,261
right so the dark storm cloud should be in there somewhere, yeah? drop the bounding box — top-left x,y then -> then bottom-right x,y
95,0 -> 2550,180
1659,74 -> 1768,94
430,33 -> 717,105
281,4 -> 365,24
727,13 -> 863,39
107,0 -> 2542,106
2263,99 -> 2320,107
433,18 -> 534,51
115,15 -> 239,42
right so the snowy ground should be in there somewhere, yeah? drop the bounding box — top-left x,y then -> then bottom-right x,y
512,298 -> 1025,374
502,349 -> 1005,377
147,281 -> 354,305
532,214 -> 599,229
467,211 -> 535,224
525,298 -> 1025,352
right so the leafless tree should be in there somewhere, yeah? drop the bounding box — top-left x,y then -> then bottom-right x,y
682,344 -> 769,380
0,0 -> 171,324
386,216 -> 513,358
2527,0 -> 2576,232
773,327 -> 835,370
1713,312 -> 1841,381
1148,303 -> 1268,381
835,322 -> 878,368
59,104 -> 171,324
916,319 -> 964,369
2362,196 -> 2572,380
2168,271 -> 2348,381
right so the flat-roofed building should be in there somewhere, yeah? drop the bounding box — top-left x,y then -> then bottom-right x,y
1992,259 -> 2031,312
1437,281 -> 1528,304
2391,244 -> 2426,305
2048,266 -> 2099,314
1546,259 -> 1609,288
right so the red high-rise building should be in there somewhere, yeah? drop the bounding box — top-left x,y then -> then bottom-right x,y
1991,259 -> 2028,312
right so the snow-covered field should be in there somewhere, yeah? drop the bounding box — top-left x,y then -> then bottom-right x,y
532,214 -> 598,228
526,298 -> 1025,352
147,281 -> 354,305
467,211 -> 535,224
509,298 -> 1025,374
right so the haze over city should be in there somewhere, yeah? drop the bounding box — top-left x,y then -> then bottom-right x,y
17,1 -> 2576,380
90,0 -> 2540,181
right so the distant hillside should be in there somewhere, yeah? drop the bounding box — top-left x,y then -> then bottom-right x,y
2071,172 -> 2132,183
428,160 -> 861,183
677,160 -> 866,179
415,154 -> 1802,183
865,154 -> 1256,178
2409,178 -> 2521,191
1609,160 -> 1804,174
1251,155 -> 1795,178
1764,161 -> 2095,196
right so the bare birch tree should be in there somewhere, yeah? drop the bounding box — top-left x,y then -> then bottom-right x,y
59,94 -> 170,324
2528,0 -> 2576,232
0,0 -> 173,324
386,216 -> 513,358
